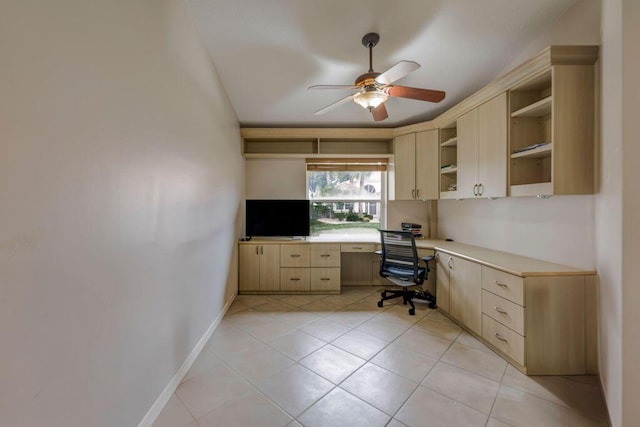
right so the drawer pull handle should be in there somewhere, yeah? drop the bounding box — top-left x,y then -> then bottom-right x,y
495,333 -> 508,343
352,247 -> 363,250
290,254 -> 301,258
290,278 -> 300,281
494,306 -> 508,314
495,281 -> 508,287
320,254 -> 331,257
320,278 -> 330,281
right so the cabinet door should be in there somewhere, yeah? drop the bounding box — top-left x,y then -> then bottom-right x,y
415,130 -> 439,200
393,133 -> 417,200
259,245 -> 281,291
435,252 -> 450,313
457,108 -> 480,199
239,244 -> 261,291
449,255 -> 482,335
478,93 -> 508,198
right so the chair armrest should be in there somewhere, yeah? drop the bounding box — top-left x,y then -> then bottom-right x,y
374,250 -> 382,255
421,255 -> 434,263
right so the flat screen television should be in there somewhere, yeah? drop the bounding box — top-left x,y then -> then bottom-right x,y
246,199 -> 310,237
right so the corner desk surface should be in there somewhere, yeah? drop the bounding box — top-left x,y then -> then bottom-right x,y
240,237 -> 596,278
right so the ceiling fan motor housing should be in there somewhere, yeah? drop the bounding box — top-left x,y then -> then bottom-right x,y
355,72 -> 381,88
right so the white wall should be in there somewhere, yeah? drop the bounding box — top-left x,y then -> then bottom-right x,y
245,158 -> 307,199
0,1 -> 243,426
504,0 -> 601,72
621,1 -> 640,425
439,196 -> 595,268
597,0 -> 623,424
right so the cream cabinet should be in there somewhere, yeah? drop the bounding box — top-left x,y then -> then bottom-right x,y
435,244 -> 596,375
480,266 -> 593,374
456,93 -> 508,199
447,254 -> 482,335
239,244 -> 280,292
393,130 -> 439,200
508,65 -> 595,197
435,252 -> 450,312
439,121 -> 458,199
310,244 -> 340,292
239,242 -> 341,294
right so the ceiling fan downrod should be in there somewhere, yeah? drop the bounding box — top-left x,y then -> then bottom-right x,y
362,32 -> 380,73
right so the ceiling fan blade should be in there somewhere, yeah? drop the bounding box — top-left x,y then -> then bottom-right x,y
308,85 -> 360,90
374,60 -> 420,85
371,103 -> 388,122
314,93 -> 357,115
386,85 -> 446,103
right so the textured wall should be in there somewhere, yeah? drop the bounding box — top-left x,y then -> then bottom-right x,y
0,1 -> 243,425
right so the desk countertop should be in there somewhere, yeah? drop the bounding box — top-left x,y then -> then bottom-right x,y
240,236 -> 596,278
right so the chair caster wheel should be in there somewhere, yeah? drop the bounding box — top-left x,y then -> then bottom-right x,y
408,308 -> 415,316
377,301 -> 383,308
429,302 -> 437,309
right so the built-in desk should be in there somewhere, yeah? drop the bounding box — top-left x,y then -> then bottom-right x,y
238,237 -> 597,375
238,236 -> 443,295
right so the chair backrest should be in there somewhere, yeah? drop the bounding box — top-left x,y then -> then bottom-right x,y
379,229 -> 420,280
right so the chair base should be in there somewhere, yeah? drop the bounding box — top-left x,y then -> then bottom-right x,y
377,286 -> 437,315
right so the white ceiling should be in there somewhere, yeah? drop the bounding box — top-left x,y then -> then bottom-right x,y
188,0 -> 577,127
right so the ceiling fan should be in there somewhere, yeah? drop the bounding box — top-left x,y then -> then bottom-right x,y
309,33 -> 446,122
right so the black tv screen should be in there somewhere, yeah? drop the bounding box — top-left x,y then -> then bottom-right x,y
246,199 -> 310,237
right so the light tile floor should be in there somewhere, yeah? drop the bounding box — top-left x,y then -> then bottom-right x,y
152,287 -> 609,427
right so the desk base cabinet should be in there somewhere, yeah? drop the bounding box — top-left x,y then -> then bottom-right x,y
239,242 -> 341,294
435,250 -> 596,375
239,244 -> 280,292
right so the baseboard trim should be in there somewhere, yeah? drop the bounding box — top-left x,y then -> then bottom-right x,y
137,293 -> 236,427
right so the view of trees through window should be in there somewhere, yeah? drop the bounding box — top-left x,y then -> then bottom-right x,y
308,170 -> 382,236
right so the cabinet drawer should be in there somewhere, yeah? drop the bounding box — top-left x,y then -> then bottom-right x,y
482,290 -> 525,335
280,268 -> 310,292
310,268 -> 340,292
482,266 -> 524,305
482,314 -> 525,365
280,245 -> 310,267
340,243 -> 374,253
310,244 -> 341,267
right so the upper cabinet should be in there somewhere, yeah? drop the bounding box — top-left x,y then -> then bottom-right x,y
452,93 -> 508,199
393,130 -> 439,200
509,65 -> 595,196
241,46 -> 598,199
456,109 -> 480,199
479,93 -> 509,198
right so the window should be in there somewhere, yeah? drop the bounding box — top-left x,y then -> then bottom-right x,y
306,158 -> 386,237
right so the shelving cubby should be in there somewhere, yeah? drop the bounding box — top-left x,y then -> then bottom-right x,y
508,61 -> 595,197
509,70 -> 553,195
439,121 -> 458,199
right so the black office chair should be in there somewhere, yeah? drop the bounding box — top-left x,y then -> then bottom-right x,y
376,230 -> 437,315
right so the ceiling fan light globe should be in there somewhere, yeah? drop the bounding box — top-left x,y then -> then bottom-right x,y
353,90 -> 388,111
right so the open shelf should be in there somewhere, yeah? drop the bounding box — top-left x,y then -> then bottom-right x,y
441,136 -> 458,147
511,143 -> 552,159
509,182 -> 552,197
511,96 -> 552,118
439,121 -> 458,195
440,166 -> 458,174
